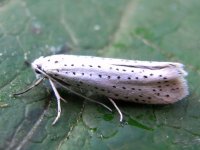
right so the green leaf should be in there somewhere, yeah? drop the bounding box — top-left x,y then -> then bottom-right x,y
0,0 -> 199,149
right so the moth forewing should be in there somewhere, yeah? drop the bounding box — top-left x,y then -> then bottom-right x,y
43,55 -> 188,105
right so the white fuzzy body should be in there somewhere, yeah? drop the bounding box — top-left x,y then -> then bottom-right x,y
32,55 -> 189,104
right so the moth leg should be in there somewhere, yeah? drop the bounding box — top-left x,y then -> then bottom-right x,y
13,77 -> 44,96
51,80 -> 112,112
108,98 -> 123,122
49,79 -> 63,125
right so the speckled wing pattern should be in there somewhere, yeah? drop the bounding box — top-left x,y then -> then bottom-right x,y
36,55 -> 189,104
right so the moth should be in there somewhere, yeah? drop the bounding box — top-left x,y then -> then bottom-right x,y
14,55 -> 189,125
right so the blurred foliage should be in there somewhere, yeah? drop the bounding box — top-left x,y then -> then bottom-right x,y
0,0 -> 199,149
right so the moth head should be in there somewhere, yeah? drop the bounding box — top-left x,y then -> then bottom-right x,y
31,56 -> 45,78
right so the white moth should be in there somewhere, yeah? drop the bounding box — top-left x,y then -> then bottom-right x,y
14,55 -> 189,125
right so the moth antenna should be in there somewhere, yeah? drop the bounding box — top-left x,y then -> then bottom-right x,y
13,77 -> 44,96
108,98 -> 123,122
60,85 -> 113,112
60,97 -> 68,103
35,68 -> 113,112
